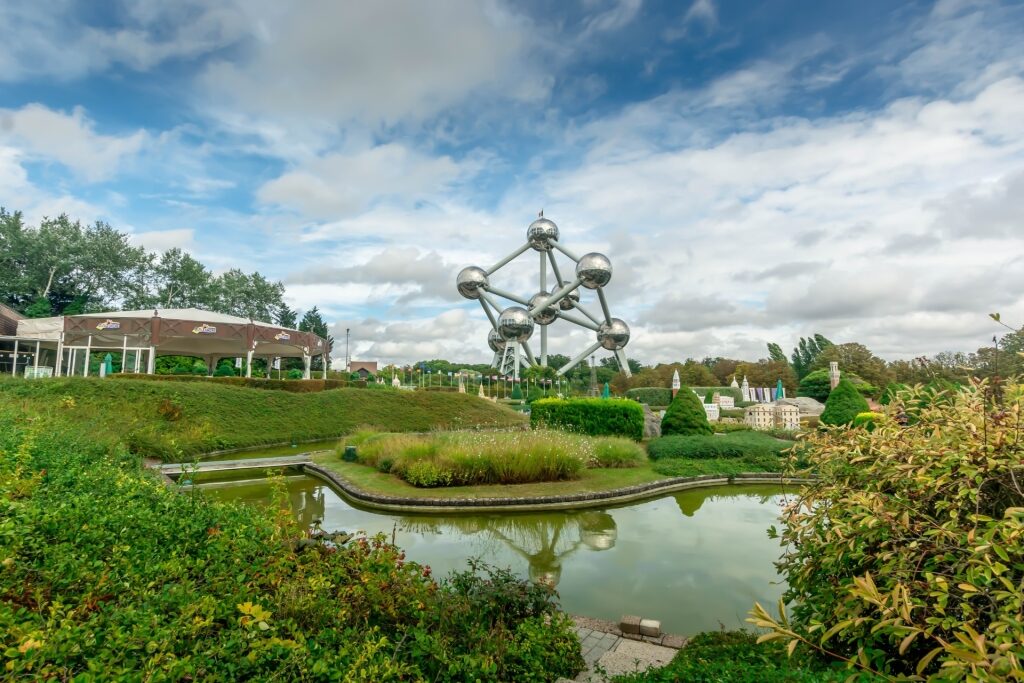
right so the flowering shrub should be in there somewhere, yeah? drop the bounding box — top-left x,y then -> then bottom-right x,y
750,380 -> 1024,681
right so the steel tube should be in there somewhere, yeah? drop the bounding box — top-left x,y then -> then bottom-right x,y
553,310 -> 600,331
484,286 -> 530,306
478,298 -> 499,330
549,239 -> 581,262
557,341 -> 603,376
615,349 -> 632,378
546,250 -> 563,284
570,302 -> 603,326
531,277 -> 582,316
487,243 -> 532,275
596,288 -> 613,324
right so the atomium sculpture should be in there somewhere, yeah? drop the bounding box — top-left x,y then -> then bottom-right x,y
456,212 -> 632,380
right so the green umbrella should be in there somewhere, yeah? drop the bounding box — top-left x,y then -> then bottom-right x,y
602,382 -> 610,399
776,378 -> 784,400
104,354 -> 114,375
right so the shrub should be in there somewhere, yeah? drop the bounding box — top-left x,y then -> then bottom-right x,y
213,363 -> 236,377
703,390 -> 714,403
851,411 -> 881,430
720,408 -> 746,419
287,368 -> 304,379
531,398 -> 644,440
711,421 -> 751,434
591,437 -> 645,467
819,379 -> 869,426
797,369 -> 877,402
879,381 -> 907,405
660,386 -> 711,436
648,431 -> 789,460
510,383 -> 523,400
751,379 -> 1024,681
625,387 -> 672,405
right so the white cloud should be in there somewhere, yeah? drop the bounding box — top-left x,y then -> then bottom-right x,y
0,104 -> 146,181
130,229 -> 196,253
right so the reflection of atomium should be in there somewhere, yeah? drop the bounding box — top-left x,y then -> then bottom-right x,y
400,511 -> 617,587
456,212 -> 632,379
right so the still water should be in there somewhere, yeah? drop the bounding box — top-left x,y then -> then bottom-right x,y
199,475 -> 792,635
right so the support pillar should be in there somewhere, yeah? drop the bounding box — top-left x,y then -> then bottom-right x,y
206,355 -> 216,376
245,348 -> 254,378
11,339 -> 18,377
303,354 -> 311,380
33,341 -> 40,377
322,354 -> 328,380
84,336 -> 92,377
147,346 -> 156,374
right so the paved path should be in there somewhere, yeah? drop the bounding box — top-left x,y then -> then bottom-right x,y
561,621 -> 682,682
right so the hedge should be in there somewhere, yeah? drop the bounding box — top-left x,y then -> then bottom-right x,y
625,387 -> 672,405
112,374 -> 361,392
530,398 -> 644,440
820,379 -> 870,426
647,431 -> 790,460
421,386 -> 458,392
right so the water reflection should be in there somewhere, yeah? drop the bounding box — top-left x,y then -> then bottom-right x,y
399,511 -> 617,586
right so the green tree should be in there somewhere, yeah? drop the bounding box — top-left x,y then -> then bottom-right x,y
275,305 -> 298,328
299,307 -> 334,371
661,387 -> 712,436
150,248 -> 212,308
812,342 -> 891,389
766,342 -> 787,364
797,368 -> 876,402
819,379 -> 869,426
790,333 -> 833,379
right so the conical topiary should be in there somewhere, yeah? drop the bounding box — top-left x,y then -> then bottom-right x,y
661,386 -> 712,436
511,383 -> 523,400
820,378 -> 870,426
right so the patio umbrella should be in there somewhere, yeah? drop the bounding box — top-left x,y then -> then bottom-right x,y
602,382 -> 610,399
776,378 -> 784,400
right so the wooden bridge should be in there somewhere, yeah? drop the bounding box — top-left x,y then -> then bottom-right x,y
157,454 -> 314,479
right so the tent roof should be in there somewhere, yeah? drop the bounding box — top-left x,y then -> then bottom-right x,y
74,308 -> 276,327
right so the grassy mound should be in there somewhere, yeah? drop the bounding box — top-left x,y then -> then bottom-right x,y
0,377 -> 525,460
646,431 -> 800,477
348,429 -> 645,487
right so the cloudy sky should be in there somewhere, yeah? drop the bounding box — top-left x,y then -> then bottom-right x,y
1,0 -> 1022,365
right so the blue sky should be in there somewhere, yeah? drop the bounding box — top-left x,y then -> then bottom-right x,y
1,0 -> 1022,365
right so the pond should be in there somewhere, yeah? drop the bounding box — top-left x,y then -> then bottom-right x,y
198,474 -> 793,635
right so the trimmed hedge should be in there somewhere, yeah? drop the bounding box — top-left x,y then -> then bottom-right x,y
113,374 -> 360,392
530,398 -> 644,440
647,431 -> 790,460
660,386 -> 712,436
820,378 -> 870,426
625,387 -> 672,405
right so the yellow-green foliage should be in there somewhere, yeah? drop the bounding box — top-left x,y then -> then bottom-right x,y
0,377 -> 524,460
750,380 -> 1024,681
530,398 -> 645,440
349,430 -> 645,487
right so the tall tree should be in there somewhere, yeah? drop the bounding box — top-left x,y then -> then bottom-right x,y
767,342 -> 787,364
812,342 -> 890,388
150,248 -> 212,309
299,307 -> 334,370
790,333 -> 833,379
275,304 -> 298,329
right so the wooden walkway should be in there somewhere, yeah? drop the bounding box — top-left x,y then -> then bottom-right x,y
158,454 -> 313,477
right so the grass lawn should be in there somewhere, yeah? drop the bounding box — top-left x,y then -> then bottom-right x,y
311,454 -> 668,498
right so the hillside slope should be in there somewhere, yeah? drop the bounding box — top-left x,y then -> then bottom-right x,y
0,378 -> 525,459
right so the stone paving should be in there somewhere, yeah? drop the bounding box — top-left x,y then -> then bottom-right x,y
558,617 -> 686,683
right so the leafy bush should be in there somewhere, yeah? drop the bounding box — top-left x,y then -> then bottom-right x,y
531,398 -> 645,440
720,408 -> 746,419
851,411 -> 882,430
660,386 -> 711,436
0,414 -> 583,681
711,421 -> 751,433
819,379 -> 870,426
287,368 -> 304,379
625,387 -> 672,406
612,630 -> 846,682
213,363 -> 236,377
648,431 -> 789,460
879,382 -> 908,405
703,390 -> 714,403
351,430 -> 642,487
751,379 -> 1024,681
796,369 -> 877,402
511,383 -> 524,400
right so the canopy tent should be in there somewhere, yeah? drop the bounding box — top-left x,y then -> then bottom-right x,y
13,308 -> 330,379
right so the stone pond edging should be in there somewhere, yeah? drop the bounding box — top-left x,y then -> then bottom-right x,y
299,463 -> 814,513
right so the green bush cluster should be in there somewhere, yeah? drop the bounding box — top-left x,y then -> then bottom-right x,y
624,387 -> 672,406
719,407 -> 746,419
114,373 -> 356,392
213,363 -> 236,377
0,412 -> 584,681
612,631 -> 845,682
851,411 -> 882,430
796,369 -> 877,402
350,430 -> 644,487
755,379 -> 1024,680
647,431 -> 790,460
660,387 -> 712,436
819,379 -> 870,426
711,421 -> 752,434
530,398 -> 645,440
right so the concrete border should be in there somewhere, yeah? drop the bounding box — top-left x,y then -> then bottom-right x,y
300,462 -> 812,513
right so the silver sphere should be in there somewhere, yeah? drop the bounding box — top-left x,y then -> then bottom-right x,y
576,252 -> 612,289
597,318 -> 630,351
528,291 -> 557,325
557,281 -> 580,311
488,328 -> 506,352
498,306 -> 534,342
527,217 -> 559,251
456,266 -> 489,300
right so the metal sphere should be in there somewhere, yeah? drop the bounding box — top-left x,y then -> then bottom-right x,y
498,306 -> 534,342
557,281 -> 580,311
456,266 -> 489,300
576,252 -> 612,289
597,318 -> 630,351
528,291 -> 557,325
527,217 -> 559,252
487,328 -> 506,352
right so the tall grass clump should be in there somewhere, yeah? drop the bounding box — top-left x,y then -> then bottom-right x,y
347,430 -> 644,487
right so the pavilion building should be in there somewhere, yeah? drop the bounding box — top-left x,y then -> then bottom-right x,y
0,307 -> 330,379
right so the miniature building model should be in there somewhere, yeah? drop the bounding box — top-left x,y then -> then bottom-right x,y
773,403 -> 800,430
744,404 -> 774,430
703,403 -> 720,422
